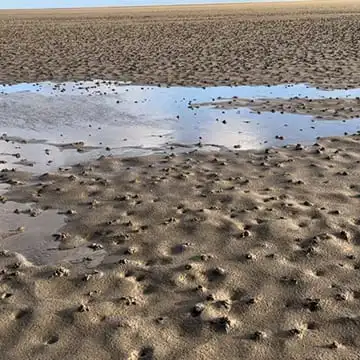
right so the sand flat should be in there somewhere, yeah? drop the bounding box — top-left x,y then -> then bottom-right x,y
1,1 -> 360,359
0,0 -> 360,88
2,136 -> 360,359
196,97 -> 360,120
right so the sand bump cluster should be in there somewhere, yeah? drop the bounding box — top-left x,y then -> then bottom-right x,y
1,135 -> 360,358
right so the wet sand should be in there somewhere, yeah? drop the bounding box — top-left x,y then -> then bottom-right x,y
1,1 -> 360,359
2,136 -> 360,359
0,0 -> 359,88
197,97 -> 360,120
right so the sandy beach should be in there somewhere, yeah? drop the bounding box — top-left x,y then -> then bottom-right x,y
1,1 -> 360,359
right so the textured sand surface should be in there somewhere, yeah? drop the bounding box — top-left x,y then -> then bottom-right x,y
2,1 -> 360,359
196,97 -> 360,120
2,135 -> 360,359
0,0 -> 360,88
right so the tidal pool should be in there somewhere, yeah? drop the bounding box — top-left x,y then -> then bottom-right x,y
1,80 -> 360,173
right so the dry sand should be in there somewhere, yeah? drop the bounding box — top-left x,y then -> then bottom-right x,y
1,1 -> 360,359
0,0 -> 359,88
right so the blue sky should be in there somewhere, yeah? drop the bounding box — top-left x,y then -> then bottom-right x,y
0,0 -> 292,10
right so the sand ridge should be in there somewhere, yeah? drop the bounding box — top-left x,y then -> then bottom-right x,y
195,97 -> 360,120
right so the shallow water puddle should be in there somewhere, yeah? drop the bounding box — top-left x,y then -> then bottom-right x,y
0,190 -> 106,266
2,80 -> 360,99
0,199 -> 65,264
1,80 -> 360,173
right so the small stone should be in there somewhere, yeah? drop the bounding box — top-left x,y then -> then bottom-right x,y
88,243 -> 103,250
52,232 -> 68,241
191,303 -> 205,317
305,298 -> 321,312
78,304 -> 89,312
329,341 -> 340,349
335,293 -> 347,301
164,217 -> 177,225
119,296 -> 137,306
115,194 -> 130,201
52,267 -> 70,278
0,292 -> 13,299
212,267 -> 226,277
118,259 -> 129,265
239,230 -> 251,238
218,299 -> 232,310
213,316 -> 232,333
156,316 -> 166,324
124,247 -> 137,255
340,230 -> 349,240
30,209 -> 41,217
288,328 -> 302,337
0,250 -> 10,257
200,254 -> 212,261
251,331 -> 266,341
89,199 -> 99,207
82,273 -> 93,281
245,296 -> 256,305
195,284 -> 204,292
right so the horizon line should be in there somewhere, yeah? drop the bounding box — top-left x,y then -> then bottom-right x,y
0,0 -> 307,11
